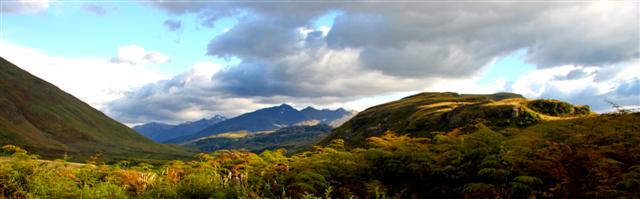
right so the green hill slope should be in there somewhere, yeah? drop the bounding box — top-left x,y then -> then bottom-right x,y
322,92 -> 592,147
185,124 -> 333,153
0,57 -> 192,162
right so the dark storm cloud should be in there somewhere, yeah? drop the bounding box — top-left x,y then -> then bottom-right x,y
207,17 -> 302,59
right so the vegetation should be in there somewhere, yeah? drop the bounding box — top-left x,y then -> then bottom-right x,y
187,124 -> 332,153
1,112 -> 638,198
322,92 -> 593,147
526,99 -> 591,116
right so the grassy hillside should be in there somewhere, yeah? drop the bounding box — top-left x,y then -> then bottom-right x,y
0,57 -> 193,162
322,92 -> 593,147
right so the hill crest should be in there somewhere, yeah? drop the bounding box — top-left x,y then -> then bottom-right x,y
321,92 -> 592,147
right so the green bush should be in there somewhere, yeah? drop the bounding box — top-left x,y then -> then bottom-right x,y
527,99 -> 591,116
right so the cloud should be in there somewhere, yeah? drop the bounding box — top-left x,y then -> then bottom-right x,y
594,65 -> 626,82
105,47 -> 426,123
105,61 -> 271,124
0,42 -> 168,111
211,44 -> 426,98
110,45 -> 171,65
109,1 -> 639,123
82,4 -> 112,16
154,1 -> 638,81
510,61 -> 640,112
553,68 -> 594,80
1,0 -> 49,14
523,2 -> 640,67
207,16 -> 303,59
615,78 -> 640,97
163,19 -> 182,31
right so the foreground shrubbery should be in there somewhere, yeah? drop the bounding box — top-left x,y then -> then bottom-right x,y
1,113 -> 639,198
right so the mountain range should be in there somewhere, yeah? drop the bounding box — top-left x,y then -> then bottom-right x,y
164,104 -> 354,144
185,124 -> 333,153
0,57 -> 192,162
133,115 -> 227,143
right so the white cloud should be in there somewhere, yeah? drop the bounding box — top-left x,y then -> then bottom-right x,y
510,61 -> 640,112
110,45 -> 171,65
0,42 -> 169,110
428,77 -> 508,95
1,0 -> 49,14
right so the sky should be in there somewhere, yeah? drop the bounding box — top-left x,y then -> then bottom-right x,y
1,0 -> 639,125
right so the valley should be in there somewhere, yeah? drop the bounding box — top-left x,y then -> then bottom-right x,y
1,57 -> 639,198
2,1 -> 638,197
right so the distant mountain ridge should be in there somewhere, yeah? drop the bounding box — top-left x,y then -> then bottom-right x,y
133,115 -> 227,143
0,57 -> 192,162
166,104 -> 354,143
186,124 -> 333,153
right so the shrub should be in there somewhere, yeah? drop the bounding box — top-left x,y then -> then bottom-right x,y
527,99 -> 591,116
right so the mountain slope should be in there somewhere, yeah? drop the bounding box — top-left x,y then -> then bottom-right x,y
167,104 -> 352,143
321,92 -> 592,147
0,57 -> 192,162
133,115 -> 226,143
133,122 -> 174,140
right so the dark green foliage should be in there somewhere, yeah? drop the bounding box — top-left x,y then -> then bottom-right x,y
527,99 -> 591,116
516,108 -> 541,126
